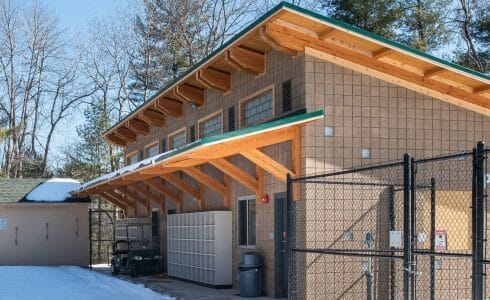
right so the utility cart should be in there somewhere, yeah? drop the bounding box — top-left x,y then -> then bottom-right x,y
110,223 -> 160,277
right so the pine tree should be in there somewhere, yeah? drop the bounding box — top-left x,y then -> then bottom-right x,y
397,0 -> 450,52
322,0 -> 403,39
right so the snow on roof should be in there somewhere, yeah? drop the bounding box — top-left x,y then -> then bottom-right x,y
25,178 -> 82,202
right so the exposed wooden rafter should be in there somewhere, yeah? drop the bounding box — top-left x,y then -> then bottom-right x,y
160,173 -> 201,201
156,98 -> 183,117
197,68 -> 232,93
241,148 -> 294,182
319,27 -> 336,40
474,85 -> 490,95
255,166 -> 264,204
424,66 -> 447,78
143,178 -> 182,207
116,126 -> 137,143
259,26 -> 299,57
97,191 -> 127,209
182,167 -> 226,196
127,118 -> 150,136
175,84 -> 205,106
227,47 -> 266,76
116,186 -> 147,207
140,109 -> 165,128
372,47 -> 393,59
209,158 -> 259,192
107,133 -> 127,147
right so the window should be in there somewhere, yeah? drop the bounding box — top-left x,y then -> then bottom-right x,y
126,152 -> 138,165
241,89 -> 273,127
169,129 -> 186,150
238,196 -> 256,246
145,142 -> 159,158
199,111 -> 223,138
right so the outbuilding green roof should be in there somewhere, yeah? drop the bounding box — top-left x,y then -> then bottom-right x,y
0,179 -> 45,203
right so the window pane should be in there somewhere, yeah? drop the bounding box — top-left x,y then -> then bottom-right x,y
170,131 -> 186,150
242,91 -> 273,127
247,200 -> 256,245
238,200 -> 247,246
127,154 -> 138,165
146,144 -> 159,158
200,113 -> 222,138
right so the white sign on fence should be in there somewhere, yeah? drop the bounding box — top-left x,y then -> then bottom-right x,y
0,218 -> 7,230
435,229 -> 447,252
389,230 -> 403,248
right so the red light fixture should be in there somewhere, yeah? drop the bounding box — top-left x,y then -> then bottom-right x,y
261,194 -> 270,204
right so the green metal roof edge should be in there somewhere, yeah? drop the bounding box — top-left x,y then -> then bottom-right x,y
82,110 -> 323,190
280,2 -> 490,81
103,1 -> 489,136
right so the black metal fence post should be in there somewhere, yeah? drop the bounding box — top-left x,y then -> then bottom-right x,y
472,141 -> 486,300
287,173 -> 294,299
430,177 -> 436,300
410,158 -> 417,300
403,153 -> 413,300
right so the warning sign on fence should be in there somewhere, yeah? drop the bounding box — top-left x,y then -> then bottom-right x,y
435,229 -> 447,252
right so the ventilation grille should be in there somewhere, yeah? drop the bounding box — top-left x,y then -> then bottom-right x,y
161,139 -> 166,152
228,106 -> 236,132
190,124 -> 196,142
282,79 -> 292,113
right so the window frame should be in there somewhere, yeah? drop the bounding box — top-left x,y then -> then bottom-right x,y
125,151 -> 138,165
237,195 -> 256,248
168,127 -> 187,150
198,109 -> 223,139
239,85 -> 275,128
144,140 -> 159,158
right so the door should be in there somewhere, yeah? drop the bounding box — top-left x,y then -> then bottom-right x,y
274,193 -> 288,298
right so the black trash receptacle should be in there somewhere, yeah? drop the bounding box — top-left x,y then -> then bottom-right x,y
238,252 -> 262,297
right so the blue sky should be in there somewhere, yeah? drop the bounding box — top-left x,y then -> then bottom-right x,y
39,0 -> 129,167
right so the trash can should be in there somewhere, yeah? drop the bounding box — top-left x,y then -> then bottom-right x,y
238,252 -> 262,297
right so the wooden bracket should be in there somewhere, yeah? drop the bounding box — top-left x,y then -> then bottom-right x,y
226,47 -> 265,76
241,148 -> 294,182
156,97 -> 183,117
140,109 -> 165,128
197,68 -> 232,93
175,84 -> 205,106
116,126 -> 137,143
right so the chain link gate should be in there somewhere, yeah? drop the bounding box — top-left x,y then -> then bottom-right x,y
288,141 -> 488,299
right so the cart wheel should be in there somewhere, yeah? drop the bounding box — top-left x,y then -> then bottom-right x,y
129,262 -> 137,277
110,262 -> 119,275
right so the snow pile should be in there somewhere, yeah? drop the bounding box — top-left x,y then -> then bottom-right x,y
0,266 -> 172,300
25,178 -> 81,202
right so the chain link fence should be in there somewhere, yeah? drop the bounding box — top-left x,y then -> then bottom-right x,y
288,142 -> 488,300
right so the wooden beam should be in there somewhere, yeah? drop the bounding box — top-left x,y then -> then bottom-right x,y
116,187 -> 147,207
98,192 -> 127,209
142,178 -> 181,205
156,97 -> 183,117
241,149 -> 294,182
424,66 -> 447,78
197,68 -> 232,92
209,158 -> 259,192
106,133 -> 127,147
139,166 -> 180,175
259,26 -> 299,57
227,47 -> 265,76
175,84 -> 205,106
130,182 -> 161,206
319,27 -> 336,40
140,109 -> 165,127
372,47 -> 393,59
116,126 -> 137,143
182,167 -> 226,195
264,22 -> 490,114
105,190 -> 137,210
187,126 -> 297,159
474,85 -> 490,95
255,166 -> 264,204
292,126 -> 302,177
160,173 -> 200,200
126,118 -> 150,136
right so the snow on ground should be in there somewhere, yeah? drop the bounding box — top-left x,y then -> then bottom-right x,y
25,178 -> 81,202
0,266 -> 172,300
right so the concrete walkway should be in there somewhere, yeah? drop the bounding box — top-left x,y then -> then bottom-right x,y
92,265 -> 277,300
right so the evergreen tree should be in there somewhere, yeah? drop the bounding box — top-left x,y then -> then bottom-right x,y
397,0 -> 450,52
321,0 -> 403,39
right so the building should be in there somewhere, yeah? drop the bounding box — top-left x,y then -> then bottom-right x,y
74,2 -> 490,297
0,179 -> 90,266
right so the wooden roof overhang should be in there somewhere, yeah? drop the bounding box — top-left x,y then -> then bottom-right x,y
75,111 -> 323,216
103,3 -> 490,148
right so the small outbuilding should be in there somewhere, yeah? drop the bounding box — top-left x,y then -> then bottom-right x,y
0,178 -> 90,266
